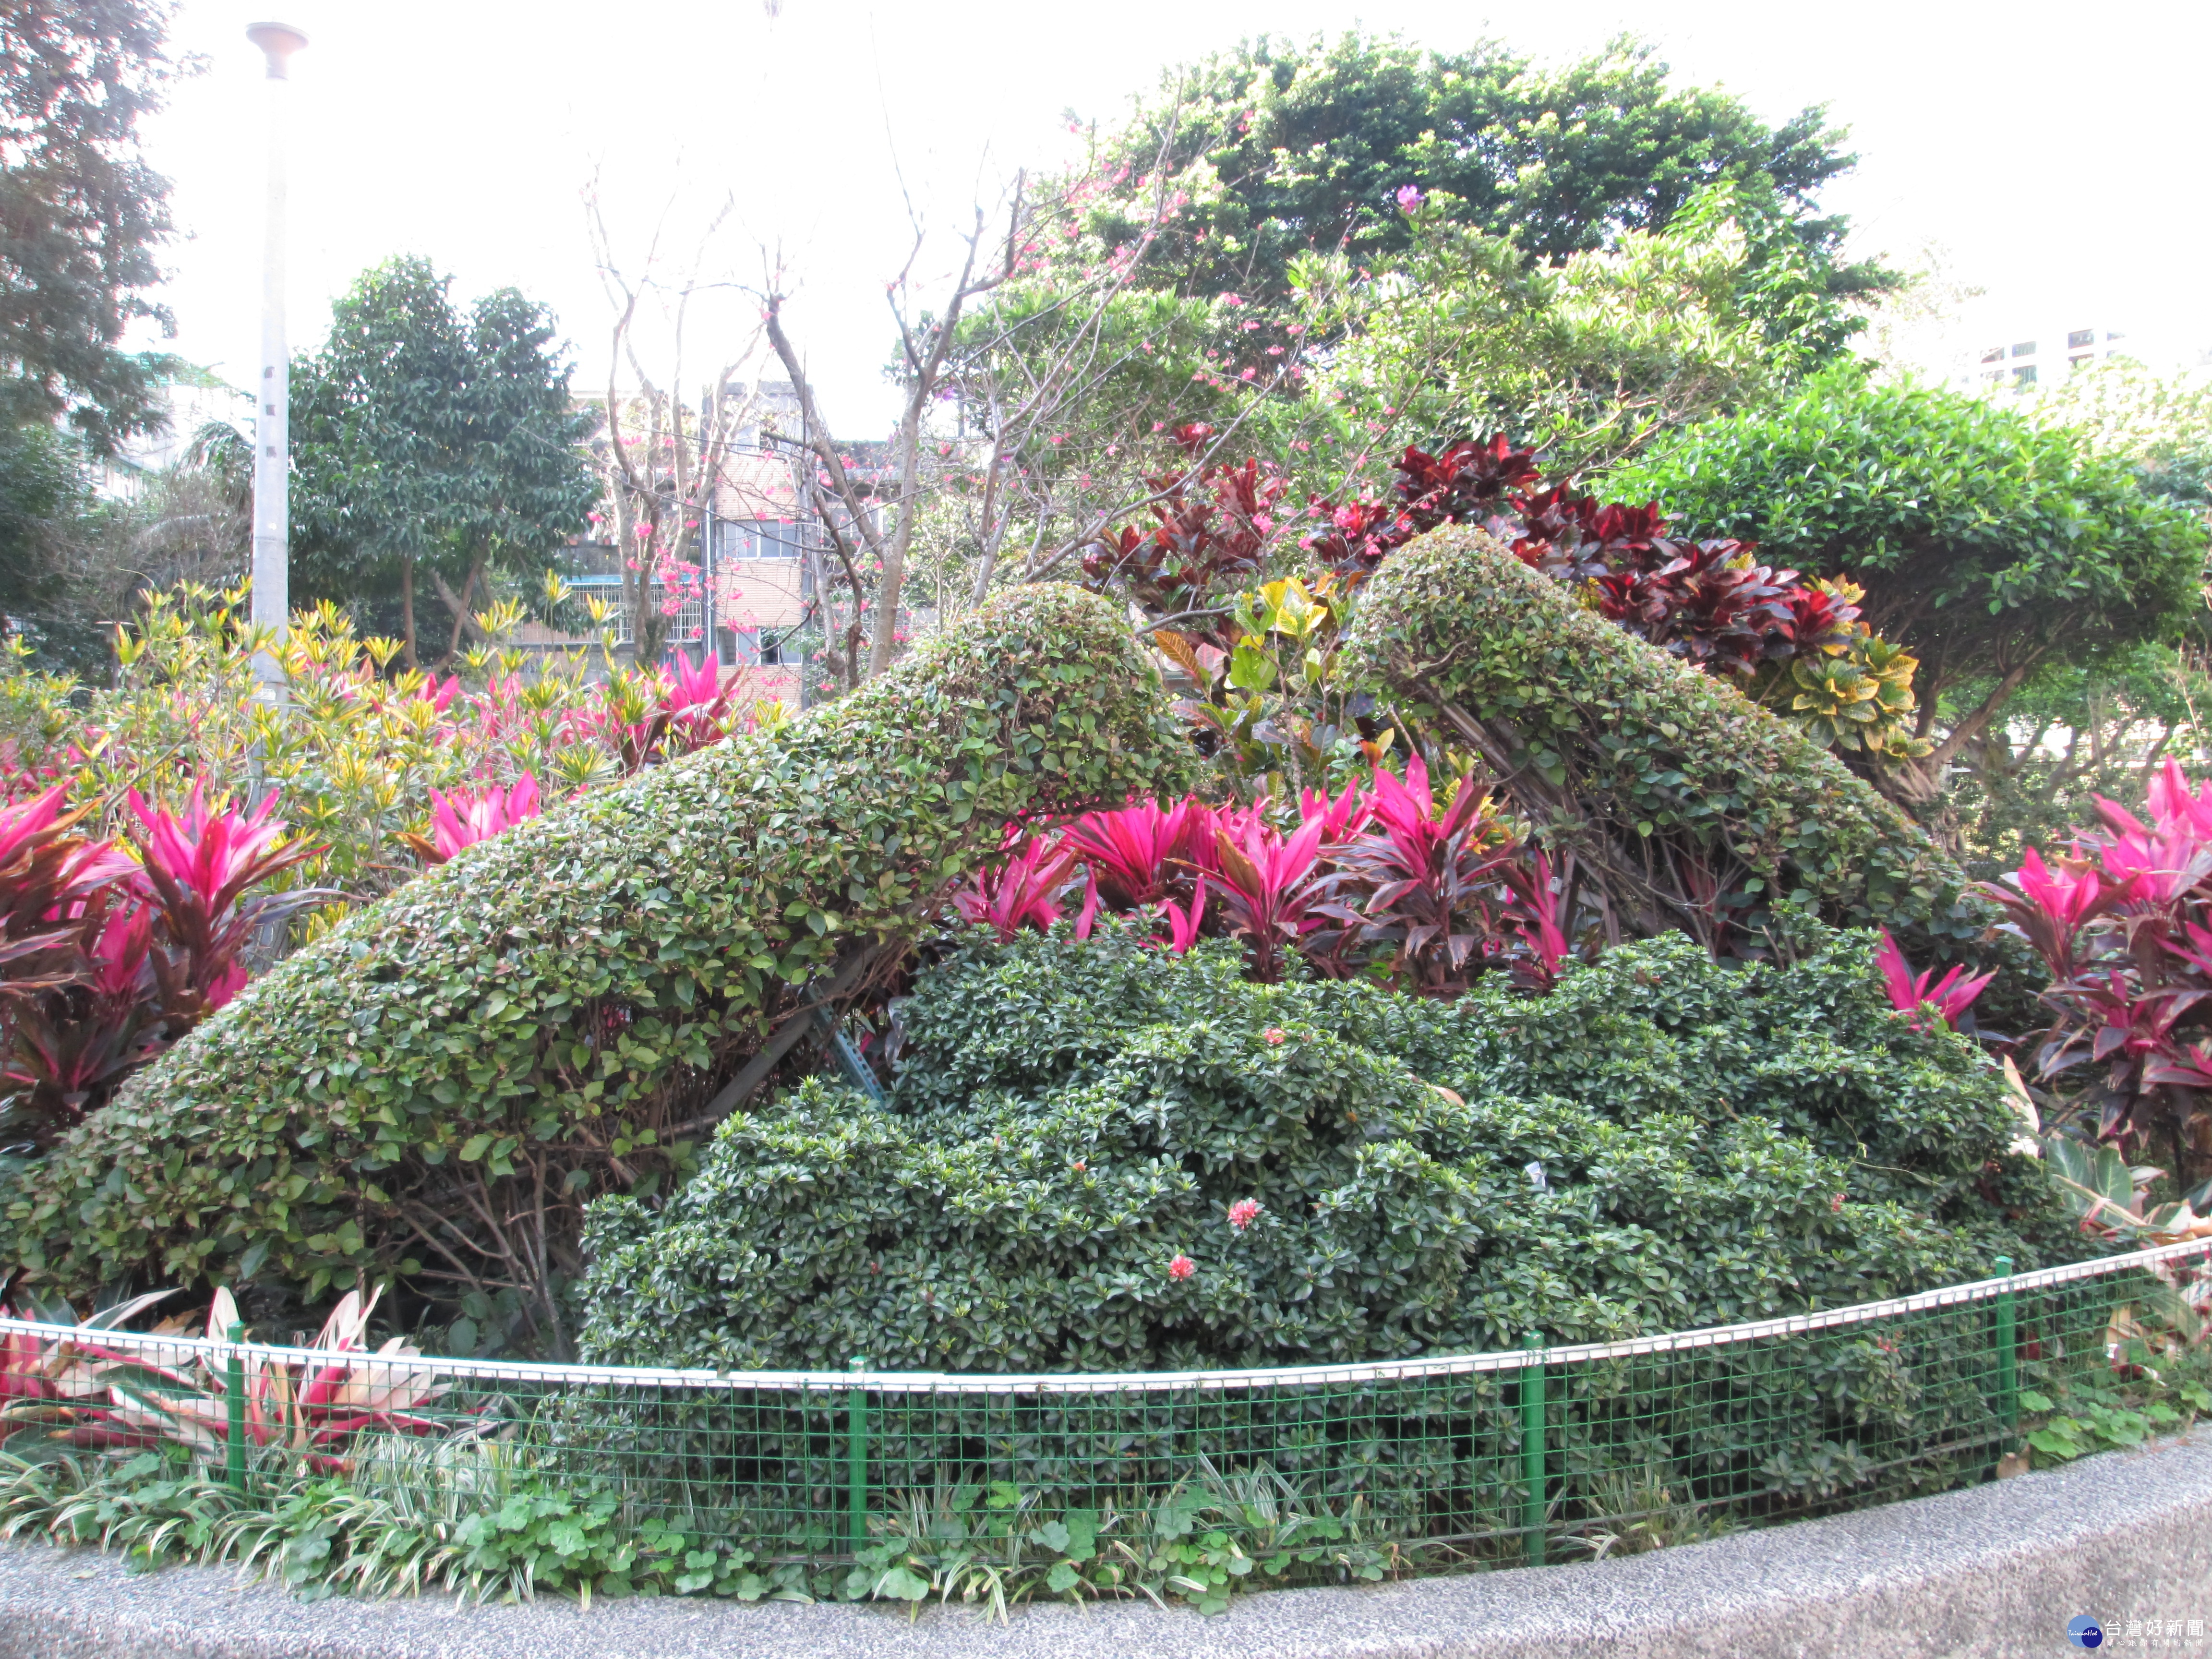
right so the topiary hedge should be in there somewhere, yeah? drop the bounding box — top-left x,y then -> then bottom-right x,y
578,925 -> 2073,1374
1340,524 -> 1991,957
1,587 -> 1195,1350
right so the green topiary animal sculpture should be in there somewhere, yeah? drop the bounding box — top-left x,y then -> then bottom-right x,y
2,587 -> 1194,1352
1341,525 -> 1990,958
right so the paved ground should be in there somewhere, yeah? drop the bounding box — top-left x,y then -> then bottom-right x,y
1,1433 -> 2207,1658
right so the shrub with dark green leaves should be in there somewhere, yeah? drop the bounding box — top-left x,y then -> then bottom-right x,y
579,926 -> 2071,1373
1340,522 -> 1991,961
1,587 -> 1195,1348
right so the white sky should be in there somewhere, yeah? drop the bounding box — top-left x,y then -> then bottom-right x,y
133,0 -> 2210,438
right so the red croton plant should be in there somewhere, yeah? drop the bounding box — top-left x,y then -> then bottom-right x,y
0,783 -> 328,1149
1084,429 -> 1881,690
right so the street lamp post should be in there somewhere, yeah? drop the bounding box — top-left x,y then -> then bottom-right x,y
245,21 -> 308,699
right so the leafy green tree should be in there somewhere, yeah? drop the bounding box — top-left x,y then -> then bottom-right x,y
290,259 -> 599,666
1073,32 -> 1884,319
1612,367 -> 2209,804
1,0 -> 189,450
1300,183 -> 1824,473
2031,357 -> 2212,512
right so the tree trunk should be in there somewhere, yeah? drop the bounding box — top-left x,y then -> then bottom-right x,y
432,556 -> 485,669
400,556 -> 419,671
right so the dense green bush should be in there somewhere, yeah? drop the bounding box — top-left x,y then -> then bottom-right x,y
1340,523 -> 1991,959
1608,366 -> 2207,743
1,587 -> 1194,1349
579,926 -> 2070,1373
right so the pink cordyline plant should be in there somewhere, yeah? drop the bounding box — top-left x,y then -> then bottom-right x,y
0,1285 -> 455,1468
1873,927 -> 1993,1031
1061,797 -> 1205,908
1207,812 -> 1330,984
1980,758 -> 2212,1204
954,834 -> 1078,942
126,784 -> 324,1020
416,774 -> 543,864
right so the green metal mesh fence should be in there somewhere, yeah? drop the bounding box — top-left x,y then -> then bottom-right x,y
6,1238 -> 2208,1579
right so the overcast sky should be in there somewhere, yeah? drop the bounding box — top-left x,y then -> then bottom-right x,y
132,0 -> 2209,438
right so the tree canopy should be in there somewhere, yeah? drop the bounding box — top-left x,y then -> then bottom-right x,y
1074,32 -> 1885,316
290,258 -> 599,665
1611,367 -> 2208,794
1,0 -> 188,451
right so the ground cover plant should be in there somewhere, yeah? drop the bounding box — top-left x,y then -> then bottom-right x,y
582,926 -> 2066,1374
0,586 -> 1192,1354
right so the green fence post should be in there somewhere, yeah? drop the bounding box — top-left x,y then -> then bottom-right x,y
1994,1256 -> 2018,1433
847,1355 -> 870,1556
1521,1331 -> 1546,1566
224,1320 -> 247,1492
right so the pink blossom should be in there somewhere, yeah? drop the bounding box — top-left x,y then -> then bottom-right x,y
1220,293 -> 1242,307
1240,367 -> 1257,381
1262,1027 -> 1286,1045
1228,1199 -> 1262,1230
1168,1254 -> 1196,1281
1396,184 -> 1425,212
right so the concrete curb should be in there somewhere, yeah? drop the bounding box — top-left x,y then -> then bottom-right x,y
1,1434 -> 2206,1659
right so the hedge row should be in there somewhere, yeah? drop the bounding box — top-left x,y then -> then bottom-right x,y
1340,525 -> 1989,954
2,588 -> 1194,1347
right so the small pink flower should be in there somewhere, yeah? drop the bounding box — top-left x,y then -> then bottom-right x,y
1396,184 -> 1424,212
1262,1028 -> 1286,1045
1228,1199 -> 1262,1230
1168,1254 -> 1196,1281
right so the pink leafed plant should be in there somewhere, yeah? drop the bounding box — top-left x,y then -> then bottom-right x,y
1159,875 -> 1207,954
1977,759 -> 2212,1197
1061,797 -> 1210,908
0,1285 -> 456,1469
953,834 -> 1079,942
413,774 -> 543,865
1206,811 -> 1330,984
126,784 -> 325,1021
1873,928 -> 1993,1031
1297,775 -> 1374,845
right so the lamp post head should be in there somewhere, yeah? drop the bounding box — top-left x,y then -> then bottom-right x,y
245,22 -> 308,78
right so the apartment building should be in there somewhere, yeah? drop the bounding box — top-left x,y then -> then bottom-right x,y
543,381 -> 888,706
1944,322 -> 2129,394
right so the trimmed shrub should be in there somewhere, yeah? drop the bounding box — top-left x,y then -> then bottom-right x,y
1340,523 -> 1989,956
1,587 -> 1195,1347
578,926 -> 2071,1374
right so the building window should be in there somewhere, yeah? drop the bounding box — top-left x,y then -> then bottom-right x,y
717,519 -> 817,561
720,626 -> 789,667
1981,369 -> 2004,384
2013,364 -> 2039,387
2067,328 -> 2095,349
2107,329 -> 2126,342
2011,341 -> 2037,358
2070,353 -> 2096,370
1979,346 -> 2005,363
664,586 -> 704,643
